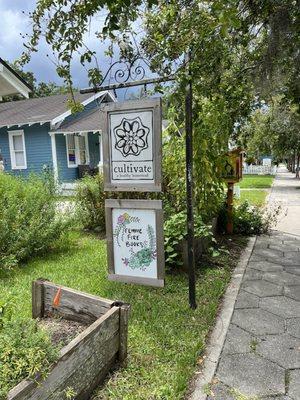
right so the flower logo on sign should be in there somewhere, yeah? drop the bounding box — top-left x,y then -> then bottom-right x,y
114,117 -> 149,157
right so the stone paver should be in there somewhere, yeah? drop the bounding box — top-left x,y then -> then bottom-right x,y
190,169 -> 300,400
270,243 -> 300,251
284,251 -> 300,262
207,383 -> 234,400
260,296 -> 300,318
222,324 -> 254,354
256,333 -> 300,369
217,353 -> 285,397
241,279 -> 282,297
263,271 -> 300,286
284,266 -> 300,276
284,285 -> 300,301
231,308 -> 285,335
286,318 -> 300,339
243,268 -> 263,281
252,247 -> 284,259
288,369 -> 300,399
235,290 -> 260,309
248,260 -> 284,272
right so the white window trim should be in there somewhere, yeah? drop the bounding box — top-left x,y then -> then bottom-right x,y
8,130 -> 27,170
66,133 -> 90,168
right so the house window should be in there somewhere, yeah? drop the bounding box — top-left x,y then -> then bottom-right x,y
66,133 -> 89,168
8,130 -> 27,170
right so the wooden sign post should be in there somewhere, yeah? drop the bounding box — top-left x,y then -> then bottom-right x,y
223,148 -> 243,234
105,199 -> 165,287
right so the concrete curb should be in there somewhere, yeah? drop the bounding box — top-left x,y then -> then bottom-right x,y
188,236 -> 256,400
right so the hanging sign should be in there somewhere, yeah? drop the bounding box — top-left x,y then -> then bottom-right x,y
105,199 -> 165,287
101,98 -> 162,192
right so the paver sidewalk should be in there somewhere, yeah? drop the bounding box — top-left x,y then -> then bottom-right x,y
269,166 -> 300,236
190,168 -> 300,400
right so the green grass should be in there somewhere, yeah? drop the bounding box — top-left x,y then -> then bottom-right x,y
238,190 -> 268,207
0,231 -> 247,400
239,174 -> 274,189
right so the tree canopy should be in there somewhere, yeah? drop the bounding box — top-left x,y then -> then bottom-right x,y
18,0 -> 300,204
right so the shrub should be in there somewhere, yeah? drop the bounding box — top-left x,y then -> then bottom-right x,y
218,200 -> 281,235
0,173 -> 66,269
0,317 -> 58,398
164,211 -> 215,267
75,174 -> 105,231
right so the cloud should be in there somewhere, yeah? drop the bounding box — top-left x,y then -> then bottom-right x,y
0,0 -> 144,98
0,0 -> 109,87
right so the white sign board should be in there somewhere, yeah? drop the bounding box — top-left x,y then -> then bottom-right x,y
101,99 -> 162,192
262,158 -> 272,166
105,199 -> 165,287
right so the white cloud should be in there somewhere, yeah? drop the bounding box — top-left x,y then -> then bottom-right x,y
0,1 -> 130,92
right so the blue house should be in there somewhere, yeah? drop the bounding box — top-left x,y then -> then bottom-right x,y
0,90 -> 115,189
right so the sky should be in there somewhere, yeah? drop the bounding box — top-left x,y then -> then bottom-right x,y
0,0 -> 109,89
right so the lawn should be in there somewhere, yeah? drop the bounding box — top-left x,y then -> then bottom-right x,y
0,231 -> 247,400
238,190 -> 268,207
239,174 -> 274,188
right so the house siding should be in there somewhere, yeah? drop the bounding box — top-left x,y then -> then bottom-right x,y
55,133 -> 78,182
0,124 -> 52,177
88,132 -> 101,167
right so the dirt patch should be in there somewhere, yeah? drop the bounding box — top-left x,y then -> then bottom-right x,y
39,317 -> 88,347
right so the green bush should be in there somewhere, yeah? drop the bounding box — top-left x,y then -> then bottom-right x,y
164,211 -> 215,267
218,200 -> 281,235
0,173 -> 66,269
75,174 -> 105,231
0,317 -> 58,398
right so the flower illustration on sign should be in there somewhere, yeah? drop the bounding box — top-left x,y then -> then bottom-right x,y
114,213 -> 140,246
113,213 -> 157,271
122,226 -> 157,271
114,117 -> 149,157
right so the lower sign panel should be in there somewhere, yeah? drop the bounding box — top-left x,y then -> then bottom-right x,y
105,199 -> 165,287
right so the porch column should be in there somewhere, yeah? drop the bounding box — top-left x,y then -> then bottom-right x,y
49,132 -> 58,183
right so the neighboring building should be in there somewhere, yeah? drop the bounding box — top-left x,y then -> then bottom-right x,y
0,58 -> 32,99
0,91 -> 115,187
261,155 -> 273,166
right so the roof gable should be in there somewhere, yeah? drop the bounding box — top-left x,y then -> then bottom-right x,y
0,90 -> 113,128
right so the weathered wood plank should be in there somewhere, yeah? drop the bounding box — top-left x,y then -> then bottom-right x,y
8,307 -> 120,400
118,304 -> 130,362
76,354 -> 117,400
42,281 -> 114,324
30,334 -> 120,400
31,279 -> 44,318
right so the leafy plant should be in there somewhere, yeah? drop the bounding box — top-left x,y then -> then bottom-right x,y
0,317 -> 59,398
218,200 -> 281,235
0,173 -> 68,270
164,211 -> 215,267
75,173 -> 105,232
64,387 -> 77,399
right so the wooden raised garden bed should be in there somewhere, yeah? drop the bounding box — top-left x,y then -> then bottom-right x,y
8,279 -> 130,400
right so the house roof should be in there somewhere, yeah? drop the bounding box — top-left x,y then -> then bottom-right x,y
0,58 -> 32,99
0,91 -> 110,128
51,107 -> 102,134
